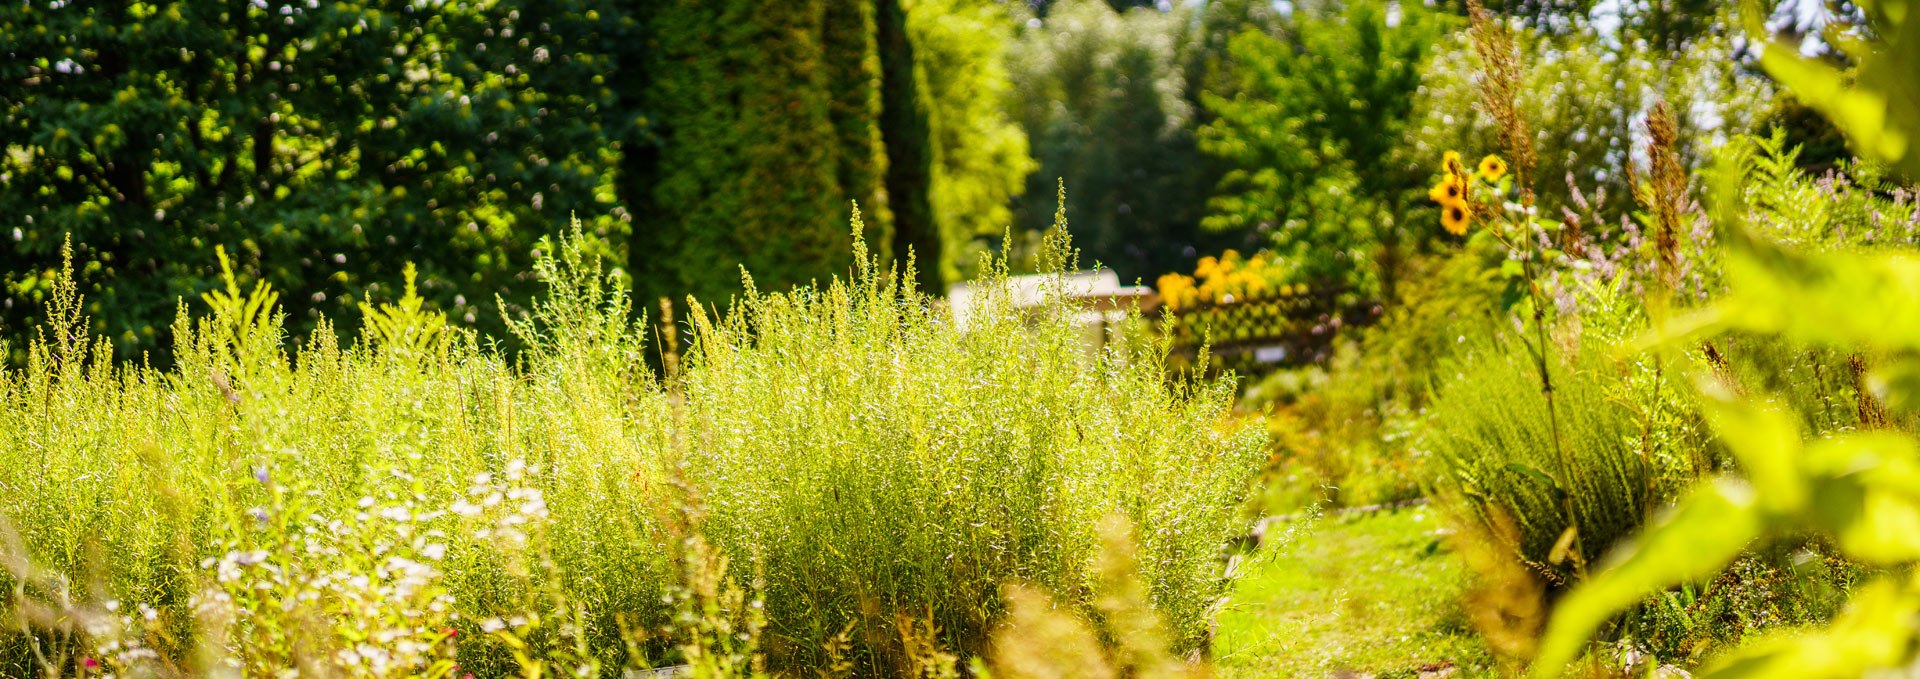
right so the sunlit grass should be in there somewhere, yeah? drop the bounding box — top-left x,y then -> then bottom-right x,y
1213,508 -> 1493,677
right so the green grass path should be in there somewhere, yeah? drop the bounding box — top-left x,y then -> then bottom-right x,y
1214,505 -> 1495,678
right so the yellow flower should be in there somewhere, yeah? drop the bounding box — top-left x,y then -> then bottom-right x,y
1428,176 -> 1466,205
1152,272 -> 1198,310
1478,155 -> 1508,181
1441,150 -> 1464,175
1440,200 -> 1471,236
1194,256 -> 1218,281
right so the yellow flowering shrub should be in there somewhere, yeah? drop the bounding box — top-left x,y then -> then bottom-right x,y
1154,249 -> 1352,376
1156,250 -> 1305,313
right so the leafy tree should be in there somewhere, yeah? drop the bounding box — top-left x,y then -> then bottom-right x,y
1182,0 -> 1282,111
1198,1 -> 1452,298
1,0 -> 1041,362
0,1 -> 633,360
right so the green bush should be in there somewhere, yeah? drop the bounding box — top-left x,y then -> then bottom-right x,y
674,223 -> 1262,667
1419,325 -> 1704,587
0,220 -> 1263,676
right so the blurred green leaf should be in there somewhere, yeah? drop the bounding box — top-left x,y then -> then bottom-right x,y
1800,433 -> 1920,563
1867,355 -> 1920,413
1530,479 -> 1763,677
1719,244 -> 1920,354
1759,0 -> 1920,179
1696,385 -> 1806,513
1830,488 -> 1920,564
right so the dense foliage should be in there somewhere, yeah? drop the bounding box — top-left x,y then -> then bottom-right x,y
1005,0 -> 1221,283
903,0 -> 1033,284
1199,1 -> 1452,299
629,0 -> 889,310
0,0 -> 631,357
1215,1 -> 1920,675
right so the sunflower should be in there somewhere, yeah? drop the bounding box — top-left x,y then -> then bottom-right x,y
1441,150 -> 1464,174
1478,154 -> 1508,181
1440,200 -> 1471,235
1429,176 -> 1466,204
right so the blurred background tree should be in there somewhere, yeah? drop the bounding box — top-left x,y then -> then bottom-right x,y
0,0 -> 629,358
0,0 -> 1814,362
1006,0 -> 1247,284
1198,0 -> 1453,301
907,0 -> 1034,284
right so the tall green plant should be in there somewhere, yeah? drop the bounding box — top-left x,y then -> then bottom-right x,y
673,211 -> 1263,668
1423,326 -> 1694,587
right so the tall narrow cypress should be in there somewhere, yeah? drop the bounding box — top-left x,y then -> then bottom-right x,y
824,1 -> 895,255
877,0 -> 942,292
628,0 -> 889,309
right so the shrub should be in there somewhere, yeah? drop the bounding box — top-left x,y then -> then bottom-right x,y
0,218 -> 1263,675
674,222 -> 1263,667
1418,325 -> 1705,587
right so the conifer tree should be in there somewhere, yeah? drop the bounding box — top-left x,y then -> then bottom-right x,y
627,0 -> 891,308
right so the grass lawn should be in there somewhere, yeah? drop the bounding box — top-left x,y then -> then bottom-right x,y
1214,505 -> 1495,678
